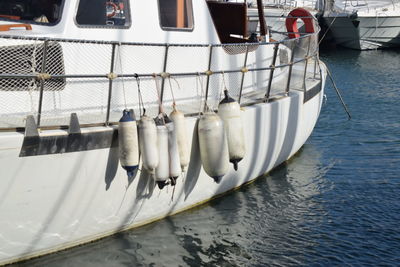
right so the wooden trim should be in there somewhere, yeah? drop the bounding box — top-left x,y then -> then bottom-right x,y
177,0 -> 185,28
0,24 -> 32,31
0,15 -> 21,20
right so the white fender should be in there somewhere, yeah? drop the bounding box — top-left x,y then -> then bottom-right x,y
218,90 -> 246,170
118,109 -> 139,178
138,115 -> 158,174
165,116 -> 181,185
198,111 -> 229,182
155,115 -> 170,189
170,107 -> 190,172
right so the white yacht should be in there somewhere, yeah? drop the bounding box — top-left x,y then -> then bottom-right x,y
323,0 -> 400,50
0,0 -> 326,264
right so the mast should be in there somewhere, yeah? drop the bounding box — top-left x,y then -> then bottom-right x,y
256,0 -> 267,39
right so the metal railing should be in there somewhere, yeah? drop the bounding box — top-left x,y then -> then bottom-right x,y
0,31 -> 320,131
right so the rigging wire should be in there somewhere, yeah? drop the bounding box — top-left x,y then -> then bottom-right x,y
167,77 -> 176,107
117,44 -> 128,110
197,73 -> 208,113
135,74 -> 145,116
153,74 -> 166,124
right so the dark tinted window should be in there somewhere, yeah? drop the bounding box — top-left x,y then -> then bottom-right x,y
158,0 -> 193,30
76,0 -> 130,27
0,0 -> 63,24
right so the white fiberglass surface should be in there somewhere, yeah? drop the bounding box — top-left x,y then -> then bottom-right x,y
333,0 -> 400,13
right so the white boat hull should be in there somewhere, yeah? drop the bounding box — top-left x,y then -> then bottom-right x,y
323,15 -> 400,50
0,66 -> 325,264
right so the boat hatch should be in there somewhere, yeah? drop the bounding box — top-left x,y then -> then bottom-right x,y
76,0 -> 130,28
0,0 -> 64,25
206,1 -> 255,44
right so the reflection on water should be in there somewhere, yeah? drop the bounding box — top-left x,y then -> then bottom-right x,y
19,146 -> 336,266
16,47 -> 400,266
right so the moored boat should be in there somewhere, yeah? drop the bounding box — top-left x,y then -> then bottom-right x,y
322,0 -> 400,50
0,0 -> 326,264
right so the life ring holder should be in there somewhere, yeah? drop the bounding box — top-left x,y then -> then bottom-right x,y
285,8 -> 315,39
106,2 -> 118,18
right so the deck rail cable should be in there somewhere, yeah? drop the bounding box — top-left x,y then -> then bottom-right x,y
0,29 -> 321,131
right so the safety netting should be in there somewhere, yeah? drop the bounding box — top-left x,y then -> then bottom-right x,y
0,32 -> 320,129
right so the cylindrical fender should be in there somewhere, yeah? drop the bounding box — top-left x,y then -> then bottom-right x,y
118,109 -> 139,178
154,115 -> 170,189
138,115 -> 159,174
198,111 -> 229,183
164,115 -> 181,183
218,90 -> 245,171
170,107 -> 190,172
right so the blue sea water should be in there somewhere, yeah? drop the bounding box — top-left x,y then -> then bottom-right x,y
15,48 -> 400,266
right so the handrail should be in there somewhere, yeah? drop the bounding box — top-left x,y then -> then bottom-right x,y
0,54 -> 317,80
0,31 -> 320,130
0,30 -> 317,47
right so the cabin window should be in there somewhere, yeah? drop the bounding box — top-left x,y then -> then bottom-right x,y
76,0 -> 131,28
158,0 -> 194,30
0,0 -> 64,25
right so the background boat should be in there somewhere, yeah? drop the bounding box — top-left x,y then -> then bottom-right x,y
322,0 -> 400,49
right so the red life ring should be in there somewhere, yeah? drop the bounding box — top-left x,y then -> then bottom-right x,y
106,2 -> 118,18
285,8 -> 315,39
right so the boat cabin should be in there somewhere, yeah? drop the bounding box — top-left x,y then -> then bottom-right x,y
0,0 -> 320,132
0,0 -> 264,44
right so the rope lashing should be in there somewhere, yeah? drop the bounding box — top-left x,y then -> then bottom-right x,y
36,73 -> 51,80
107,72 -> 118,80
160,72 -> 170,79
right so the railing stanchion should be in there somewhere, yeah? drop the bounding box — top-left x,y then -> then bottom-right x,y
285,41 -> 296,96
204,45 -> 213,111
313,53 -> 318,79
302,36 -> 312,91
37,40 -> 49,127
106,43 -> 117,126
265,42 -> 279,101
238,45 -> 249,104
160,44 -> 169,103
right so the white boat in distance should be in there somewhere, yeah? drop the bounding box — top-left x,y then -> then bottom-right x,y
323,0 -> 400,50
246,0 -> 323,38
0,0 -> 326,264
